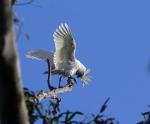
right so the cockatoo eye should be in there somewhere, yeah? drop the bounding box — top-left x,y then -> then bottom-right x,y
76,69 -> 84,78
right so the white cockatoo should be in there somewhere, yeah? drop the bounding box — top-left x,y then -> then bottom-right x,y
26,23 -> 90,85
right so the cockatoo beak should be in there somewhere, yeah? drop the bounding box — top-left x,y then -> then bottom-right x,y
80,68 -> 91,86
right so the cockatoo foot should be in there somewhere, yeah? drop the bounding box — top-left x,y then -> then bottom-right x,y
49,86 -> 56,90
67,76 -> 77,86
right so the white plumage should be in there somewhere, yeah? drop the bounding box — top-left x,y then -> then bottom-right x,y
26,23 -> 90,85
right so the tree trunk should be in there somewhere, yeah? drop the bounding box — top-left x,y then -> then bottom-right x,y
0,0 -> 29,124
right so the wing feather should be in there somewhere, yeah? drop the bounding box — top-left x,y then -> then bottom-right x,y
26,49 -> 55,70
53,23 -> 76,69
27,49 -> 54,63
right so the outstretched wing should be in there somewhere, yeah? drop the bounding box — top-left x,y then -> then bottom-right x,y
26,49 -> 55,67
53,23 -> 76,69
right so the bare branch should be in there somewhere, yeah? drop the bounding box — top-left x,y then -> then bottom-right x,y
46,59 -> 53,90
37,77 -> 74,102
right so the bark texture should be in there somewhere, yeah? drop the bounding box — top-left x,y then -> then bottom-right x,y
0,0 -> 29,124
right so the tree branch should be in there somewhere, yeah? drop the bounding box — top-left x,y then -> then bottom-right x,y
46,59 -> 53,90
47,59 -> 51,89
37,77 -> 74,103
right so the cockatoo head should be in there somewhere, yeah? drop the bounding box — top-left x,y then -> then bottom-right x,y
76,64 -> 90,86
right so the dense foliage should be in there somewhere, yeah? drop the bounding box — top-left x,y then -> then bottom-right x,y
24,88 -> 118,124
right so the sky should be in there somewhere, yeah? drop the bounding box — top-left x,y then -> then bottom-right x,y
15,0 -> 150,124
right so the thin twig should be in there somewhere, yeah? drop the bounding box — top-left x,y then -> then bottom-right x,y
15,0 -> 42,8
35,103 -> 44,118
46,59 -> 52,90
15,0 -> 34,5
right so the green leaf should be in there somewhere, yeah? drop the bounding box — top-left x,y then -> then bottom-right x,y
99,97 -> 110,113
